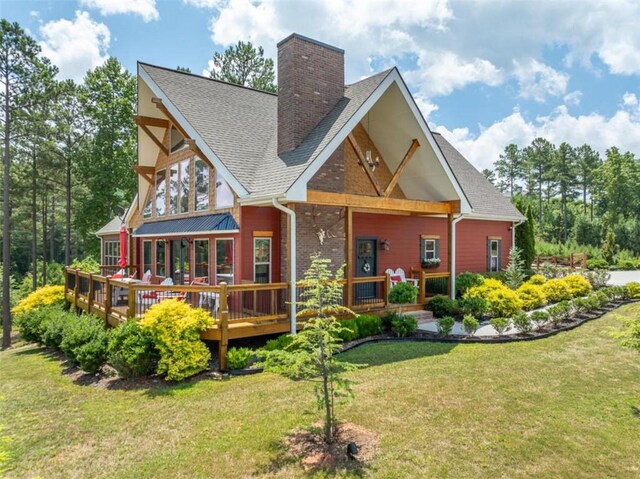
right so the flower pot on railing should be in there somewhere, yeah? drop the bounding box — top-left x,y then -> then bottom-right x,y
421,258 -> 441,269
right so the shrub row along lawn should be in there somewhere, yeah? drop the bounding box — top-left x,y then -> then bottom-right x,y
1,305 -> 640,478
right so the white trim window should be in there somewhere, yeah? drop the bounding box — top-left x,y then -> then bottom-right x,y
143,240 -> 153,274
424,239 -> 436,260
104,240 -> 120,266
488,239 -> 501,272
215,170 -> 233,209
253,237 -> 271,284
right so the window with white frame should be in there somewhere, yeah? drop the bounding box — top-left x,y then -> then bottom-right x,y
253,237 -> 271,283
103,240 -> 120,266
488,239 -> 501,272
194,158 -> 209,211
215,170 -> 233,209
424,239 -> 436,260
143,240 -> 153,274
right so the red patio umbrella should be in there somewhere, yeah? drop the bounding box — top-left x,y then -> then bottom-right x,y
118,225 -> 128,268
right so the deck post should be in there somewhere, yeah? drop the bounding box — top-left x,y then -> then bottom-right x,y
447,213 -> 454,298
88,274 -> 94,314
218,282 -> 229,371
64,267 -> 69,300
384,273 -> 391,307
74,269 -> 80,312
418,271 -> 426,305
127,284 -> 136,319
105,276 -> 112,326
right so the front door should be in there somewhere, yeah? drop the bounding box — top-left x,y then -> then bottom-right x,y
355,237 -> 377,300
170,238 -> 190,285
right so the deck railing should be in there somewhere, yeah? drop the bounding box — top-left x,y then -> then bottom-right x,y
64,267 -> 450,369
534,253 -> 587,269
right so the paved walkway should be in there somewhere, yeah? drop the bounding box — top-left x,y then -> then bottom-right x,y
607,270 -> 640,286
417,320 -> 520,337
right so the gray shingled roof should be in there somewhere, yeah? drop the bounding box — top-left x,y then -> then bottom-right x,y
95,216 -> 122,236
132,213 -> 239,236
140,63 -> 523,221
433,133 -> 525,220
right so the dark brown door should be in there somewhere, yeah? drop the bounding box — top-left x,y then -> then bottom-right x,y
355,237 -> 377,300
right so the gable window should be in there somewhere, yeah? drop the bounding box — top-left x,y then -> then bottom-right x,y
155,169 -> 166,217
170,127 -> 185,153
194,158 -> 209,211
104,240 -> 120,266
254,237 -> 271,284
194,239 -> 209,280
487,238 -> 501,272
156,240 -> 166,277
420,235 -> 440,267
215,170 -> 233,209
180,159 -> 190,213
169,164 -> 179,215
143,240 -> 152,275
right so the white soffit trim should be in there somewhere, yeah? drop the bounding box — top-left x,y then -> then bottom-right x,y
125,194 -> 138,227
138,66 -> 249,198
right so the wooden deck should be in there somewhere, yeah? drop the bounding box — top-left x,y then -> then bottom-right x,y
64,268 -> 448,369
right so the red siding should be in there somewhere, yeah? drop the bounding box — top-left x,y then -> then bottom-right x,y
352,213 -> 449,277
240,206 -> 282,283
455,219 -> 512,274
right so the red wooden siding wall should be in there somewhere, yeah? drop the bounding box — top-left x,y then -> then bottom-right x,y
239,206 -> 281,283
455,219 -> 512,274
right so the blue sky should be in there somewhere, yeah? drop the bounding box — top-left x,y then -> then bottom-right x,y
3,0 -> 640,170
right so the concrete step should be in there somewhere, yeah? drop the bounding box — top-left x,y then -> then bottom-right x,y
404,310 -> 434,324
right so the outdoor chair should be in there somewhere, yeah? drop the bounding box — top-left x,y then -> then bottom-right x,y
385,268 -> 418,287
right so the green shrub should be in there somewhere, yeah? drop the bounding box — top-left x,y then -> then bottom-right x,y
426,294 -> 458,318
585,294 -> 601,311
530,311 -> 549,330
512,311 -> 533,334
465,278 -> 523,318
595,290 -> 610,307
587,258 -> 609,270
59,314 -> 108,374
457,297 -> 487,318
437,316 -> 455,337
226,347 -> 254,370
15,305 -> 61,343
381,311 -> 402,332
335,318 -> 359,342
455,272 -> 484,298
355,314 -> 382,337
462,314 -> 479,336
481,271 -> 507,282
563,274 -> 592,298
490,317 -> 511,336
139,299 -> 214,381
70,256 -> 101,274
388,282 -> 418,304
263,334 -> 295,351
547,302 -> 570,327
541,278 -> 573,302
107,320 -> 158,378
625,282 -> 640,299
616,259 -> 637,270
571,298 -> 590,316
41,311 -> 70,348
390,315 -> 418,337
517,283 -> 547,311
582,270 -> 610,289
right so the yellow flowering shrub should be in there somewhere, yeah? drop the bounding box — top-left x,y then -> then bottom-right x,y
12,285 -> 65,316
465,279 -> 523,318
541,278 -> 573,302
517,283 -> 547,311
562,274 -> 592,298
527,274 -> 546,285
625,282 -> 640,299
139,299 -> 214,381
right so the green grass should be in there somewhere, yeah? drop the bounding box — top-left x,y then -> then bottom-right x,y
1,306 -> 640,478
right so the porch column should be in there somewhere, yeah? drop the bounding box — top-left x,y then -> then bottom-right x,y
448,213 -> 454,298
345,207 -> 353,308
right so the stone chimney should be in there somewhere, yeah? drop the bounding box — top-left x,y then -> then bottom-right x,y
277,33 -> 345,155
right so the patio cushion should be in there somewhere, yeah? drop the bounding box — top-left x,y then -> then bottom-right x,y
390,275 -> 402,282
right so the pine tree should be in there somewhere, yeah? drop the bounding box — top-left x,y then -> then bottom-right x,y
208,41 -> 276,93
495,144 -> 523,197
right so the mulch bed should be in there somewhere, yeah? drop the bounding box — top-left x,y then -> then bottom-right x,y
283,422 -> 378,472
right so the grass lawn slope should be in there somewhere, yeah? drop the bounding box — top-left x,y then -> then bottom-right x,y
1,305 -> 639,478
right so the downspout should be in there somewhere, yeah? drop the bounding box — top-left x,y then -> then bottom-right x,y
272,199 -> 297,334
450,214 -> 466,299
511,219 -> 525,252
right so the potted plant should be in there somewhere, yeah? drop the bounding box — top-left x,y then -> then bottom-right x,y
421,258 -> 441,269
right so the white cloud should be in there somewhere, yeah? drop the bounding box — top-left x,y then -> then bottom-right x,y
414,96 -> 439,120
408,51 -> 503,97
435,96 -> 640,171
622,92 -> 638,106
182,0 -> 226,7
563,90 -> 582,106
514,59 -> 569,102
39,11 -> 110,82
80,0 -> 159,22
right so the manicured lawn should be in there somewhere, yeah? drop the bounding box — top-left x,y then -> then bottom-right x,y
1,305 -> 639,478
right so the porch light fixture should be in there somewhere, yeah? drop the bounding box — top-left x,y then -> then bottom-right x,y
380,239 -> 390,251
365,113 -> 380,171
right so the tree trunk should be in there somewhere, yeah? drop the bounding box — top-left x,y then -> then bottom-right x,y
3,63 -> 12,349
320,336 -> 333,444
31,147 -> 37,291
65,154 -> 71,266
42,188 -> 48,285
583,184 -> 587,215
50,195 -> 55,263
